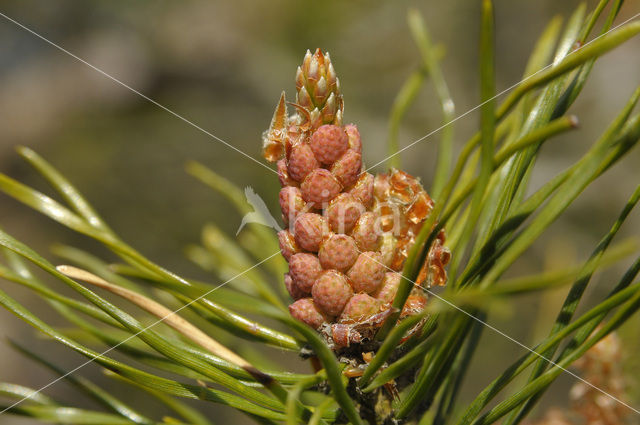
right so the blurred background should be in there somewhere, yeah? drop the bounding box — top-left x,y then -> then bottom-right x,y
1,1 -> 639,424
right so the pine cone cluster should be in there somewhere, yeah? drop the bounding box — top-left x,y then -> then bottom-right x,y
569,331 -> 630,425
263,49 -> 450,349
528,331 -> 631,425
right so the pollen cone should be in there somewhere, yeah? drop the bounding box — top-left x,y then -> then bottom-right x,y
263,49 -> 450,350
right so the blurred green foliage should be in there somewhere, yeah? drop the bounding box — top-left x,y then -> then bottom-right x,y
0,1 -> 640,424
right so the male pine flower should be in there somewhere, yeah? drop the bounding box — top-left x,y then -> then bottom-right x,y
263,48 -> 450,349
